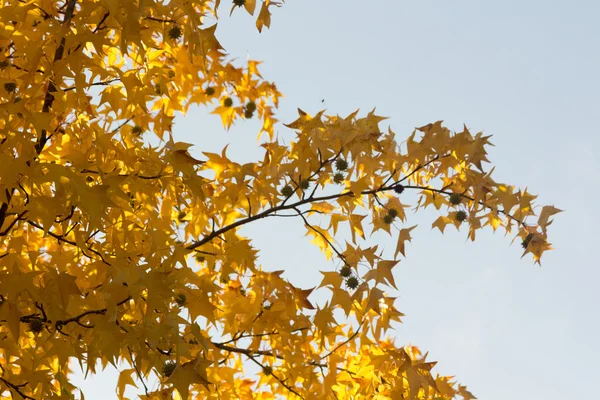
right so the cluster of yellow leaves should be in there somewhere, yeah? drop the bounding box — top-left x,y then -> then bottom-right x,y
0,0 -> 559,399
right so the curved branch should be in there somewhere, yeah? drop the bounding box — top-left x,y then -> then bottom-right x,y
26,220 -> 111,265
188,154 -> 527,250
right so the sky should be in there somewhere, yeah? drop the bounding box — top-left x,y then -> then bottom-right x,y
74,1 -> 600,398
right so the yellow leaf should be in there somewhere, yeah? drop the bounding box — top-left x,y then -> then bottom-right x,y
432,216 -> 450,233
7,303 -> 21,340
256,2 -> 272,32
395,225 -> 417,258
537,205 -> 562,233
116,369 -> 137,399
245,0 -> 257,14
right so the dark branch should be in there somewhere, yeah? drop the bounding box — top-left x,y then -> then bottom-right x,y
0,377 -> 35,400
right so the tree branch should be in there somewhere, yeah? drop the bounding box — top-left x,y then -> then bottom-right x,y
293,207 -> 351,268
128,347 -> 149,397
26,220 -> 111,265
245,354 -> 304,399
187,152 -> 526,250
0,377 -> 35,400
35,0 -> 77,154
321,321 -> 363,360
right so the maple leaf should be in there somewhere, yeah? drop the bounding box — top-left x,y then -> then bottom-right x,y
117,369 -> 137,399
396,225 -> 417,258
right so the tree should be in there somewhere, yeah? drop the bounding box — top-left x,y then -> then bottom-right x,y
0,1 -> 561,399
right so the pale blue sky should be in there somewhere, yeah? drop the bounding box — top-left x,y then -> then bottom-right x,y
75,1 -> 600,398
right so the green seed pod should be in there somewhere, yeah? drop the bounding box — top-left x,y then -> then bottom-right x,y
244,109 -> 254,119
4,82 -> 16,92
245,101 -> 257,113
455,210 -> 467,223
335,159 -> 348,171
299,180 -> 310,190
168,26 -> 182,40
162,362 -> 176,377
223,97 -> 233,107
383,214 -> 394,224
28,319 -> 44,334
449,193 -> 462,205
281,185 -> 294,197
387,208 -> 398,218
333,172 -> 344,184
205,87 -> 215,96
522,233 -> 534,249
339,265 -> 352,278
345,276 -> 359,290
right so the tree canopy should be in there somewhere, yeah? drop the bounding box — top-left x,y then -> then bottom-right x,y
0,1 -> 560,399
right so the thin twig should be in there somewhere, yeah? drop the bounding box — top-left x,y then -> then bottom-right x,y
245,354 -> 304,399
128,347 -> 149,396
293,207 -> 351,268
321,321 -> 364,360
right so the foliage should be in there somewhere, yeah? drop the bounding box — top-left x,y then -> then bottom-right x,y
0,1 -> 560,399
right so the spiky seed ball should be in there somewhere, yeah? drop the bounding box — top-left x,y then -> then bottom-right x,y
339,265 -> 352,278
167,69 -> 176,78
177,211 -> 186,221
168,26 -> 182,40
521,233 -> 534,249
132,125 -> 143,134
233,0 -> 246,7
393,184 -> 404,194
300,180 -> 310,190
28,319 -> 44,334
245,101 -> 257,113
0,60 -> 9,69
387,208 -> 398,218
383,214 -> 394,224
449,193 -> 462,205
174,294 -> 187,307
162,362 -> 176,377
194,254 -> 205,263
455,210 -> 467,223
262,366 -> 272,375
244,109 -> 254,119
333,172 -> 344,184
4,82 -> 16,92
205,86 -> 215,96
223,97 -> 233,107
335,159 -> 348,171
345,276 -> 359,290
281,185 -> 294,197
154,84 -> 162,95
